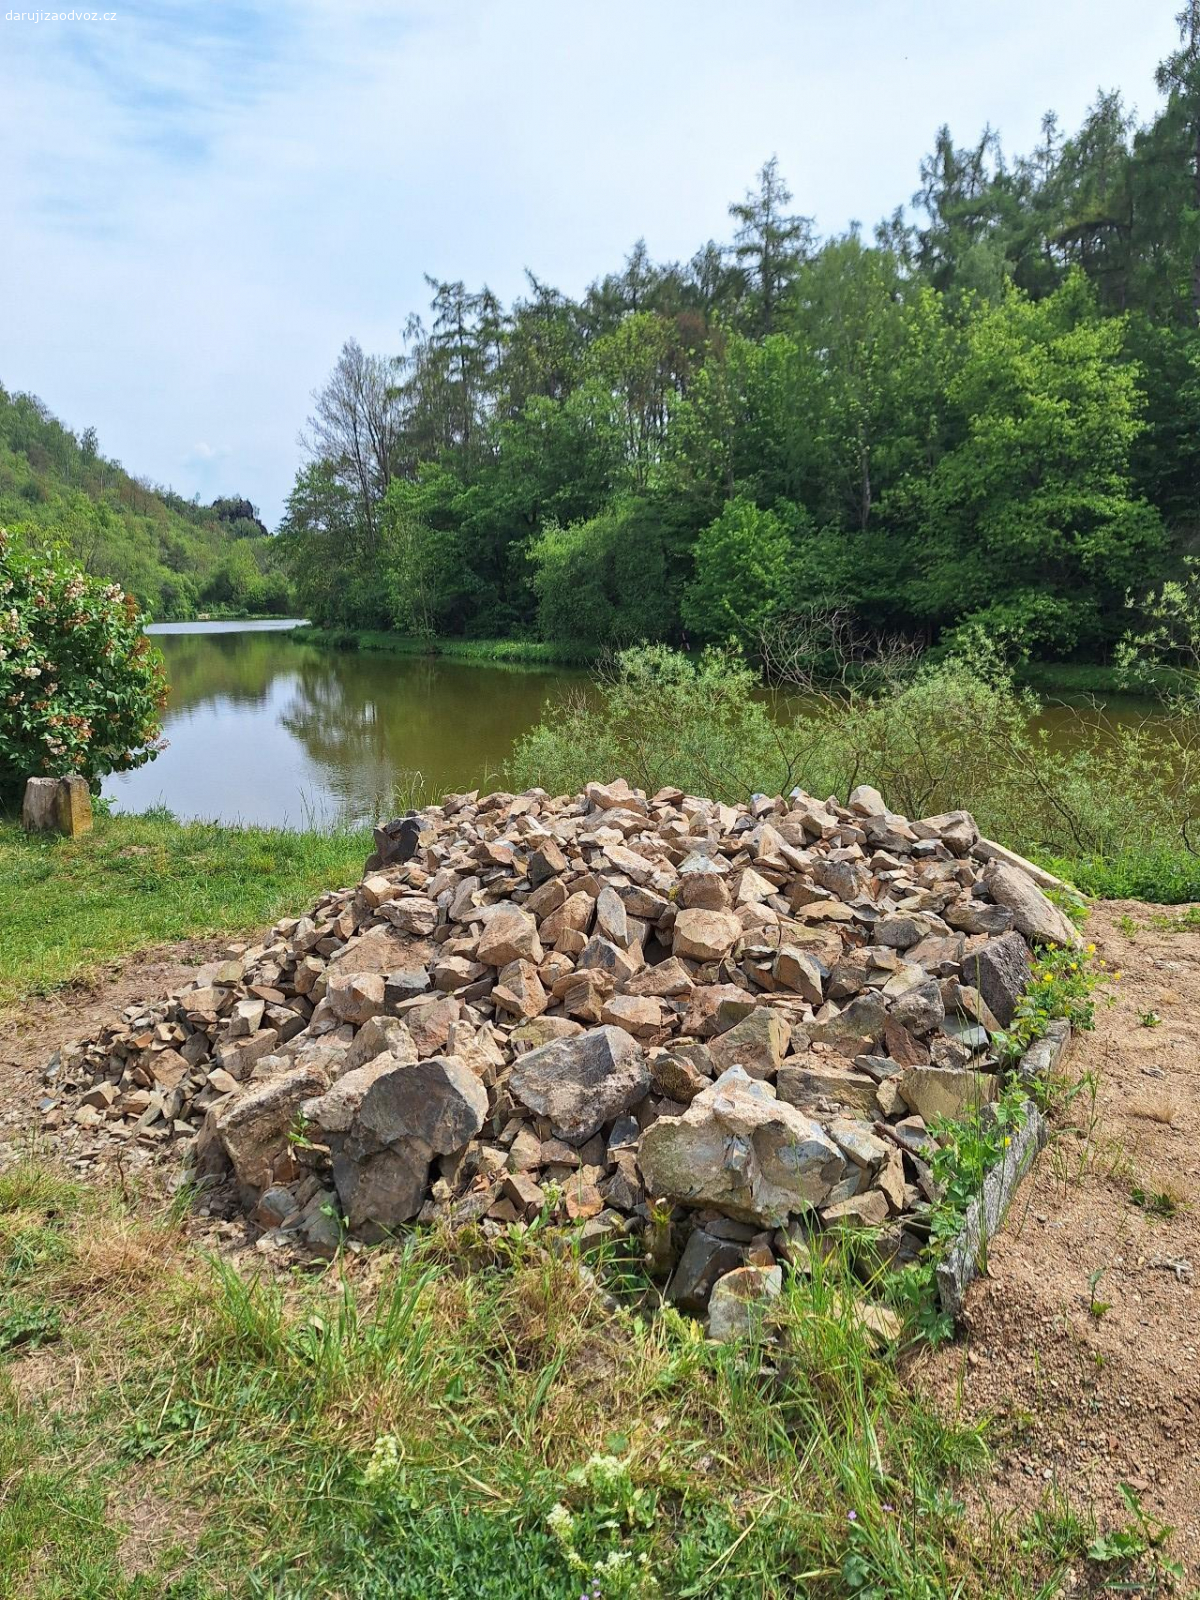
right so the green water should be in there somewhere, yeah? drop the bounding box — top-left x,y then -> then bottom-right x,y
103,621 -> 1171,828
103,622 -> 588,827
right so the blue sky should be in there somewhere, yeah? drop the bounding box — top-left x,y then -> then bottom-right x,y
0,0 -> 1184,525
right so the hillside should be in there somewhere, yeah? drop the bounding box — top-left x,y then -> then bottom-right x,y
0,384 -> 292,620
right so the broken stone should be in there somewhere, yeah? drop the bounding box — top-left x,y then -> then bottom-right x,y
508,1026 -> 649,1145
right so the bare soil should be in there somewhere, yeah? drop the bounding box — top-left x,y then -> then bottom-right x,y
919,900 -> 1200,1578
0,938 -> 228,1155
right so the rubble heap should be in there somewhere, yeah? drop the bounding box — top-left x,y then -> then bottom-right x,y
42,780 -> 1080,1328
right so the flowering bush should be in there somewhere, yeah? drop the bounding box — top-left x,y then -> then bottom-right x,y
0,527 -> 167,805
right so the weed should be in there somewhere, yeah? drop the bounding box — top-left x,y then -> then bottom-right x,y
992,943 -> 1106,1065
0,1299 -> 61,1352
1140,1009 -> 1162,1028
1130,1183 -> 1183,1219
1087,1483 -> 1182,1589
1086,1266 -> 1111,1320
1150,904 -> 1200,933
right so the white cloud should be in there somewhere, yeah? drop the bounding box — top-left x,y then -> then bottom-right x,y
0,0 -> 1183,524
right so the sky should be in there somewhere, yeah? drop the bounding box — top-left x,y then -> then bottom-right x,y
0,0 -> 1186,526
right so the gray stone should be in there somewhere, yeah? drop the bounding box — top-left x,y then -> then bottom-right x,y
888,978 -> 945,1037
809,992 -> 889,1052
775,1065 -> 879,1115
595,885 -> 631,948
356,1055 -> 488,1155
945,900 -> 1015,936
508,1026 -> 649,1145
982,862 -> 1083,949
960,930 -> 1032,1029
667,1229 -> 745,1313
343,1015 -> 418,1073
897,1065 -> 999,1122
707,1265 -> 783,1341
639,1067 -> 845,1227
673,908 -> 743,962
334,1144 -> 431,1227
708,1008 -> 790,1080
214,1064 -> 329,1190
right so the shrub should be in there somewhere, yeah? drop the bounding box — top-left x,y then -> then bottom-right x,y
508,645 -> 789,802
0,527 -> 167,806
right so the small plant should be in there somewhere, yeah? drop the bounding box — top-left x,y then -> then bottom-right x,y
993,942 -> 1106,1064
1150,904 -> 1200,933
1086,1265 -> 1111,1320
1117,913 -> 1139,938
1087,1483 -> 1182,1588
927,1084 -> 1030,1251
287,1111 -> 320,1150
0,1298 -> 61,1353
1140,1009 -> 1162,1028
1130,1184 -> 1181,1219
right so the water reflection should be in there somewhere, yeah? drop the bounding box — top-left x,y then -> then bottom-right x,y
106,624 -> 585,826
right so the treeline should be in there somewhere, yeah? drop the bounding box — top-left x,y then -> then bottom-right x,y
282,14 -> 1200,661
0,385 -> 292,620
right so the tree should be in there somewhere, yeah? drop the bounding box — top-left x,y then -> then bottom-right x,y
1155,1 -> 1200,319
728,158 -> 813,334
682,497 -> 797,645
530,500 -> 672,646
921,273 -> 1164,652
0,527 -> 167,804
303,339 -> 402,549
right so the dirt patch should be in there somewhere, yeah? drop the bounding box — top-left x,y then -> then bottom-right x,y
919,900 -> 1200,1576
0,938 -> 231,1140
2,1345 -> 84,1415
108,1470 -> 208,1580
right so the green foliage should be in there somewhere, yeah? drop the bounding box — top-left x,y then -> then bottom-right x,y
530,500 -> 673,646
992,943 -> 1105,1064
926,1086 -> 1032,1253
0,383 -> 290,620
0,1299 -> 61,1353
509,645 -> 789,802
0,528 -> 168,803
510,637 -> 1200,899
280,44 -> 1200,664
1085,1483 -> 1182,1588
919,274 -> 1164,654
682,497 -> 801,646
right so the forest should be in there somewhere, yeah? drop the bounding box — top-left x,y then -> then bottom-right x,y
282,12 -> 1200,664
0,384 -> 291,620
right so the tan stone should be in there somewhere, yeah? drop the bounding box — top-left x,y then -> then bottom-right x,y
673,908 -> 742,963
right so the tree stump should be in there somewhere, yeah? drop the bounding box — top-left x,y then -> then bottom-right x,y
56,775 -> 93,836
21,776 -> 93,836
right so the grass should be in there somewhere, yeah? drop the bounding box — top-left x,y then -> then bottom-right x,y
0,810 -> 368,1008
0,1153 -> 1158,1600
293,627 -> 599,667
1039,845 -> 1200,904
1016,660 -> 1196,698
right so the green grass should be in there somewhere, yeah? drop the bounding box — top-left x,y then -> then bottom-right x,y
1038,845 -> 1200,903
0,1156 -> 1140,1599
294,627 -> 599,667
0,811 -> 368,1008
1016,660 -> 1196,698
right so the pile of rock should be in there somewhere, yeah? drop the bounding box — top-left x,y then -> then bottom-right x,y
41,779 -> 1079,1332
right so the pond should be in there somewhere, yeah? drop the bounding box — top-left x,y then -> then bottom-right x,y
103,622 -> 586,827
103,621 -> 1173,829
